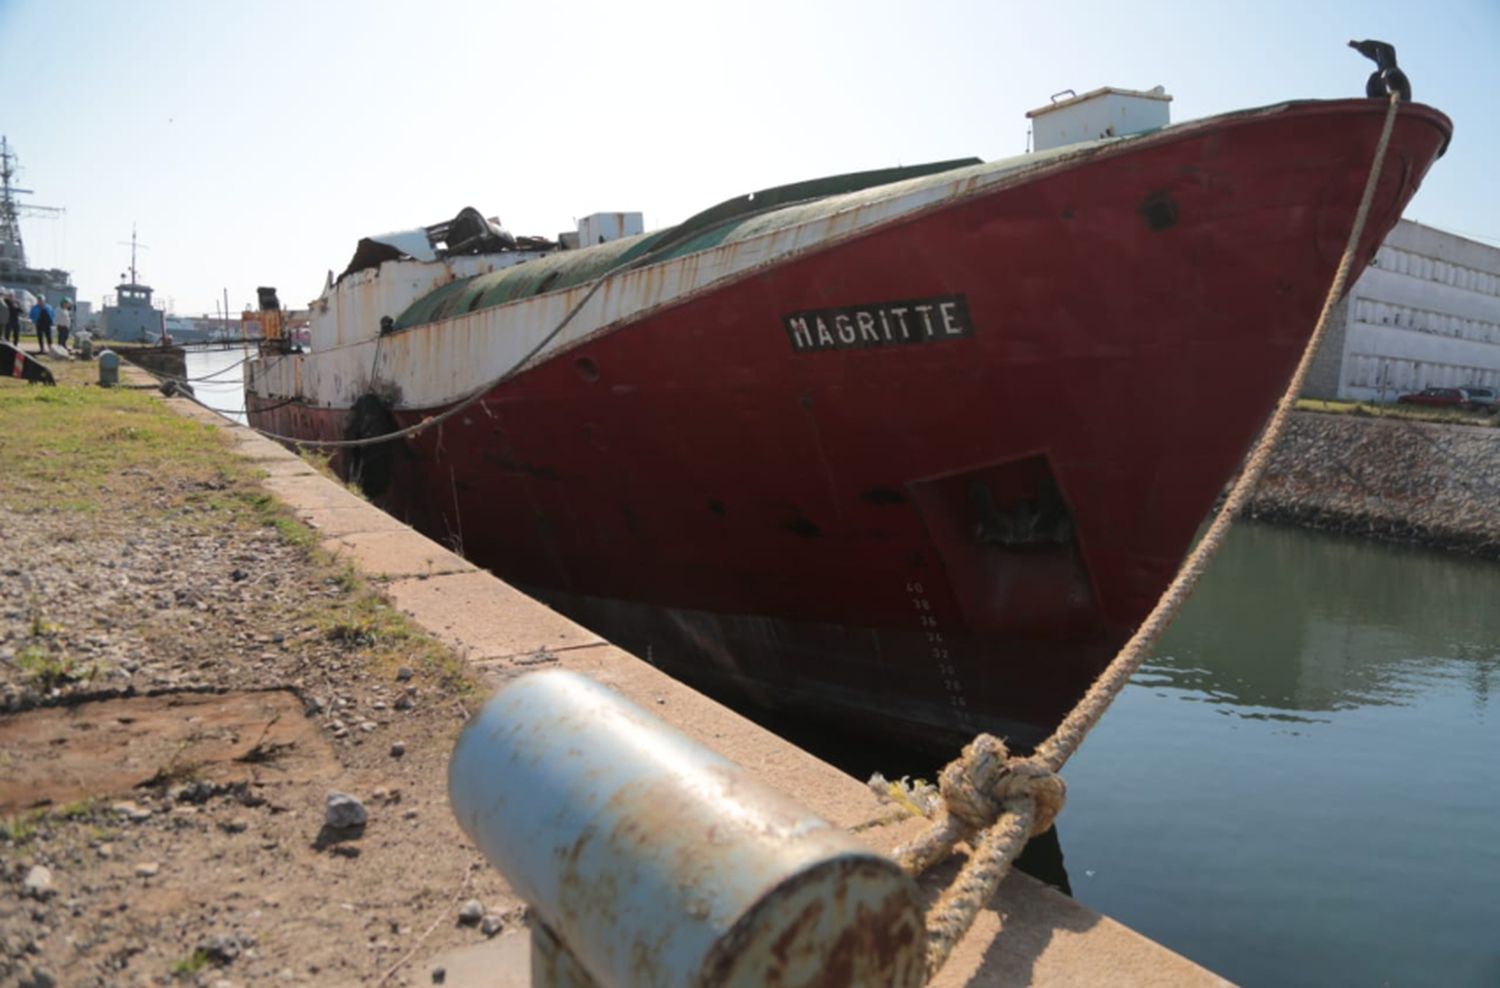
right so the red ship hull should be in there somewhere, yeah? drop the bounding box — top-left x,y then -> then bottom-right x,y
250,100 -> 1450,752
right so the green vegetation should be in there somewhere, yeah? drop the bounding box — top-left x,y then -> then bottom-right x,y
170,949 -> 212,977
1,359 -> 484,703
319,584 -> 480,698
1295,397 -> 1497,427
0,362 -> 258,515
51,798 -> 95,820
0,810 -> 42,844
15,642 -> 77,690
0,800 -> 95,845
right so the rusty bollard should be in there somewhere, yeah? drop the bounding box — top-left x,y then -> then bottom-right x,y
448,670 -> 924,987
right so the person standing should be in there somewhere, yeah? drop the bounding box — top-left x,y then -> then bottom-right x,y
2,291 -> 21,346
29,294 -> 54,353
56,299 -> 72,349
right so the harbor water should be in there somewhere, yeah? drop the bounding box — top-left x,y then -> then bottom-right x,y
197,348 -> 1497,985
1053,522 -> 1500,987
183,345 -> 252,424
753,518 -> 1499,985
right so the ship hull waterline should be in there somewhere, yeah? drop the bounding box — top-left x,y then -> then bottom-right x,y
249,100 -> 1451,754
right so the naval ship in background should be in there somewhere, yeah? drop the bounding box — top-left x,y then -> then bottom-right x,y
0,137 -> 76,311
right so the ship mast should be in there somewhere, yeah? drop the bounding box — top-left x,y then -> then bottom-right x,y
0,136 -> 65,274
119,225 -> 149,286
0,136 -> 27,269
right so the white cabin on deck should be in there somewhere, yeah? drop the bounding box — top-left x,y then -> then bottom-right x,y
578,212 -> 644,247
1026,86 -> 1173,151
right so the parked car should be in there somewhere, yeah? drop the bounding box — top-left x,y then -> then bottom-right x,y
1397,387 -> 1467,407
1459,387 -> 1498,412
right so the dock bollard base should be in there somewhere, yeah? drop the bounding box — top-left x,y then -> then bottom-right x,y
531,922 -> 598,988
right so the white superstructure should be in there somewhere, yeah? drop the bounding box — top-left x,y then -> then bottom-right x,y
1026,86 -> 1172,151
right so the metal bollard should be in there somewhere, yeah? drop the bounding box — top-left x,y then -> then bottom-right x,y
97,349 -> 119,386
449,670 -> 925,988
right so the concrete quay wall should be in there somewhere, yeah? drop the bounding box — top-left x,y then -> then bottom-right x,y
1250,411 -> 1500,556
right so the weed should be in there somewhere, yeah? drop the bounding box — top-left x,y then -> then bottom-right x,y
142,761 -> 205,788
171,949 -> 212,977
268,514 -> 315,549
29,613 -> 61,637
325,614 -> 380,648
0,799 -> 96,844
1294,397 -> 1497,428
304,568 -> 482,699
52,799 -> 95,820
0,810 -> 43,844
16,643 -> 74,689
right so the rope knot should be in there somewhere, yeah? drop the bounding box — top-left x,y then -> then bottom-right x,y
938,734 -> 1066,837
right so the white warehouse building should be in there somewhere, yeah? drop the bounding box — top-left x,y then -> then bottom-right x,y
1303,220 -> 1500,402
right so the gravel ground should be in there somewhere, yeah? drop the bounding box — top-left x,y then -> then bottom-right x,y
1,361 -> 521,987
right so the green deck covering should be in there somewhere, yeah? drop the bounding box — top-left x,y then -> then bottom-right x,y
393,148 -> 1096,331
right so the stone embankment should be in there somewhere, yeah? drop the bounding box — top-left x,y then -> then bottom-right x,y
1248,410 -> 1500,557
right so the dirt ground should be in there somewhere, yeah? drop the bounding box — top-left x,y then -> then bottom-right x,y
1,356 -> 521,986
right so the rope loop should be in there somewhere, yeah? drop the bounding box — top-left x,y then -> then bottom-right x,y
939,734 -> 1066,838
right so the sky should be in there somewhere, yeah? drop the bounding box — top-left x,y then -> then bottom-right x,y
3,0 -> 1496,317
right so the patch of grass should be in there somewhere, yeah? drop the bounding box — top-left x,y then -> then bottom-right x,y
29,614 -> 61,637
170,949 -> 212,977
142,760 -> 205,789
16,643 -> 75,690
1295,397 -> 1497,427
268,514 -> 316,548
52,798 -> 95,820
0,364 -> 267,519
310,569 -> 482,699
0,800 -> 94,844
322,595 -> 402,648
3,360 -> 482,703
330,567 -> 359,594
225,487 -> 319,547
0,810 -> 43,844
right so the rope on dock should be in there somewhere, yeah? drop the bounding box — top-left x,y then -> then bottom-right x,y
887,91 -> 1406,982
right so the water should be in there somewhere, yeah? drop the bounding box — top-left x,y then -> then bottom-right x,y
182,345 -> 251,423
1058,523 -> 1500,986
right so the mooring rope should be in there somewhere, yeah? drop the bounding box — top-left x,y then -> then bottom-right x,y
886,91 -> 1406,981
157,352 -> 255,384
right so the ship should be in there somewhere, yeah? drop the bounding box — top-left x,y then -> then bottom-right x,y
0,137 -> 76,311
246,93 -> 1451,752
100,228 -> 168,343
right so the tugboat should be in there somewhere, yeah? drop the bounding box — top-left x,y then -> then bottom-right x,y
247,89 -> 1451,752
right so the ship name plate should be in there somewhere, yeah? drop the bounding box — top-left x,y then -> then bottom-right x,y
782,294 -> 974,354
